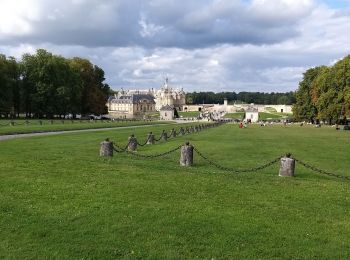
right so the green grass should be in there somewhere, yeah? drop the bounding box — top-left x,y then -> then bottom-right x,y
145,112 -> 160,119
178,111 -> 200,117
259,112 -> 284,120
1,124 -> 350,258
265,107 -> 277,112
259,112 -> 293,120
0,119 -> 168,135
224,112 -> 245,119
224,112 -> 292,120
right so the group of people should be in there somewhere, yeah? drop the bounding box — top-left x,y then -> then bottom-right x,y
239,122 -> 247,128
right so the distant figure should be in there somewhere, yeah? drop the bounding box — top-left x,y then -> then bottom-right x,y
239,122 -> 243,128
300,122 -> 304,126
336,124 -> 340,130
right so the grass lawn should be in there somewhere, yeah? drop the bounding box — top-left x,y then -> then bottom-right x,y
178,111 -> 200,118
223,112 -> 245,119
0,119 -> 168,135
259,112 -> 285,120
1,123 -> 350,258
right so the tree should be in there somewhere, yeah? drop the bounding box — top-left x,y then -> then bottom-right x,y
0,54 -> 13,117
0,55 -> 20,117
293,54 -> 350,123
293,67 -> 322,122
70,58 -> 110,115
7,57 -> 21,117
18,49 -> 110,118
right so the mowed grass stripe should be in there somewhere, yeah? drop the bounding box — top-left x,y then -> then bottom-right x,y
0,123 -> 350,258
0,119 -> 170,135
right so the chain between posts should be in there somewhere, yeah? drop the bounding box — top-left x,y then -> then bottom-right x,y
14,122 -> 26,126
154,135 -> 162,142
125,145 -> 182,158
107,132 -> 350,180
137,137 -> 149,147
113,141 -> 130,152
294,158 -> 350,180
115,123 -> 221,149
193,147 -> 281,173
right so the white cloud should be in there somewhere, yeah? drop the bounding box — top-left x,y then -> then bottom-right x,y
139,15 -> 164,38
0,0 -> 40,36
0,0 -> 349,92
250,0 -> 315,22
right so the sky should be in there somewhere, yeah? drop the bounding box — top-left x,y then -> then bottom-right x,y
0,0 -> 349,93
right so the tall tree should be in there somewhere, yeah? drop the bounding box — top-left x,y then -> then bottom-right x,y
293,54 -> 350,123
70,58 -> 110,115
293,67 -> 322,122
0,55 -> 20,117
0,54 -> 12,117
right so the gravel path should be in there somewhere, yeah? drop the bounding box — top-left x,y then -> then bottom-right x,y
0,124 -> 167,141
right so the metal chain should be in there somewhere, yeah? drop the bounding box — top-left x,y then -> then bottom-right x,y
126,145 -> 182,158
294,158 -> 350,180
137,137 -> 149,147
14,122 -> 26,126
113,147 -> 126,153
113,141 -> 130,152
193,147 -> 281,173
154,135 -> 162,142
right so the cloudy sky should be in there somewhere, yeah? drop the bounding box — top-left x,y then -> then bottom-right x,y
0,0 -> 349,92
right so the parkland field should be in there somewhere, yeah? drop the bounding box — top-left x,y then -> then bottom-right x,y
0,119 -> 168,136
1,123 -> 350,259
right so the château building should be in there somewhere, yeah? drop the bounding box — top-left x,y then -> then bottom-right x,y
159,105 -> 174,120
107,92 -> 156,119
106,78 -> 186,118
152,78 -> 186,111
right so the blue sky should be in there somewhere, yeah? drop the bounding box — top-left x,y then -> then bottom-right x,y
322,0 -> 350,8
0,0 -> 349,93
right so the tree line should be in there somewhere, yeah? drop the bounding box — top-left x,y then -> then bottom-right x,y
185,91 -> 295,105
0,49 -> 110,118
293,55 -> 350,124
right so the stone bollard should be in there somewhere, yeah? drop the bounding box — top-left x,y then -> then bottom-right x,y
50,120 -> 54,125
128,134 -> 138,151
161,130 -> 168,141
279,153 -> 295,177
10,121 -> 15,126
180,142 -> 194,166
186,127 -> 190,133
146,132 -> 155,144
39,120 -> 42,125
180,127 -> 185,136
100,138 -> 113,157
25,120 -> 29,126
172,128 -> 177,138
